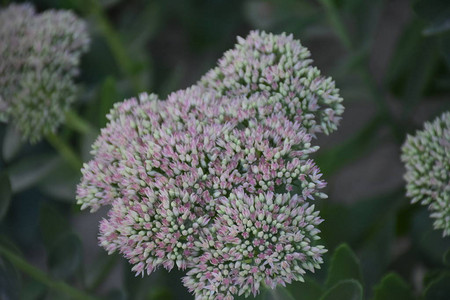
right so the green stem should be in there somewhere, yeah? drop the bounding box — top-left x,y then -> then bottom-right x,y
318,0 -> 353,50
65,111 -> 93,135
0,245 -> 99,300
46,133 -> 82,170
85,0 -> 143,93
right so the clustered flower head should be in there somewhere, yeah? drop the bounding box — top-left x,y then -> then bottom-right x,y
77,31 -> 344,299
0,3 -> 89,142
401,111 -> 450,237
200,31 -> 344,137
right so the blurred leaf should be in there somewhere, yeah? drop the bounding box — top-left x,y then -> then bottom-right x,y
414,0 -> 450,35
265,286 -> 295,300
386,19 -> 439,105
359,214 -> 395,290
19,279 -> 46,300
8,154 -> 60,193
424,272 -> 450,300
373,273 -> 414,300
319,279 -> 362,300
85,252 -> 118,290
146,287 -> 173,300
411,209 -> 450,264
39,203 -> 71,249
325,244 -> 363,288
316,114 -> 383,176
0,172 -> 11,221
39,160 -> 79,202
48,233 -> 82,280
2,126 -> 22,163
105,289 -> 127,300
320,203 -> 352,250
288,277 -> 323,300
0,255 -> 21,300
99,77 -> 119,127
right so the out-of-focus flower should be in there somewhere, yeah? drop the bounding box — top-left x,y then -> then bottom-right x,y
200,30 -> 344,137
401,112 -> 450,236
0,3 -> 89,142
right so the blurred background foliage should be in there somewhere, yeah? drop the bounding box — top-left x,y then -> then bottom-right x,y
0,0 -> 449,299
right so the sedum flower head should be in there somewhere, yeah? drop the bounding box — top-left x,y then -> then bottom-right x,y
78,31 -> 343,299
0,3 -> 89,142
401,112 -> 450,236
200,30 -> 344,137
77,86 -> 328,297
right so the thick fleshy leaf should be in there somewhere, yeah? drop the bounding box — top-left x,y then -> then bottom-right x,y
0,172 -> 12,221
325,244 -> 363,288
373,273 -> 414,300
319,280 -> 363,300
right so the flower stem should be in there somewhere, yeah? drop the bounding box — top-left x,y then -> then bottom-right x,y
0,245 -> 99,300
85,0 -> 143,93
65,110 -> 94,135
46,133 -> 82,170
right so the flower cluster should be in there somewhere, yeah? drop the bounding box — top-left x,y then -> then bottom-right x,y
401,112 -> 450,237
200,31 -> 344,137
77,31 -> 343,299
0,3 -> 89,142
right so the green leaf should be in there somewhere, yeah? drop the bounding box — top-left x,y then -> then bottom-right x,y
38,160 -> 79,202
373,273 -> 414,300
315,114 -> 383,176
325,244 -> 363,288
99,77 -> 119,128
288,277 -> 323,300
414,0 -> 450,35
47,233 -> 82,280
2,126 -> 22,163
19,279 -> 46,300
411,209 -> 450,264
319,280 -> 363,300
39,203 -> 71,249
424,272 -> 450,300
265,286 -> 295,300
8,154 -> 60,193
0,172 -> 12,221
359,214 -> 395,290
0,254 -> 21,300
